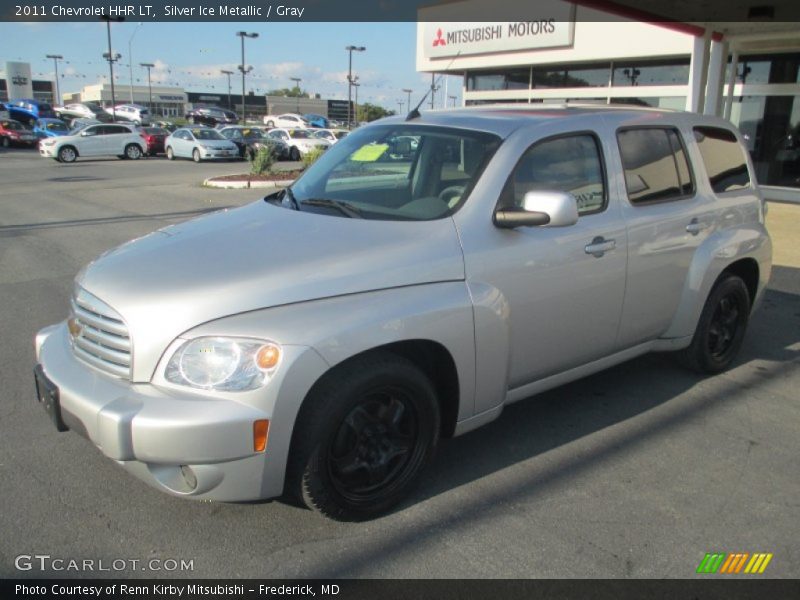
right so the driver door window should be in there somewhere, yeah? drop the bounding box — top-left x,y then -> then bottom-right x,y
502,134 -> 607,216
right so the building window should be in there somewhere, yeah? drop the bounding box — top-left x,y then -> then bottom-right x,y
532,63 -> 610,88
726,53 -> 800,85
612,59 -> 690,87
466,69 -> 529,91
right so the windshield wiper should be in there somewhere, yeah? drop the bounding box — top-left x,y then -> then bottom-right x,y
299,198 -> 364,219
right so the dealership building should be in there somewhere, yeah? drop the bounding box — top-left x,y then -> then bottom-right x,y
417,0 -> 800,198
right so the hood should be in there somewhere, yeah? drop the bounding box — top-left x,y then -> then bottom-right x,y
77,201 -> 465,381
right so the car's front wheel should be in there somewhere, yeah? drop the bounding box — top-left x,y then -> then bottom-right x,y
192,148 -> 202,163
290,146 -> 301,161
1,137 -> 9,148
679,273 -> 751,373
286,353 -> 440,521
125,144 -> 142,160
58,146 -> 77,163
166,146 -> 174,160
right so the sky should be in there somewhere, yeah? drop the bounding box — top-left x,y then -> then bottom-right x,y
0,21 -> 461,111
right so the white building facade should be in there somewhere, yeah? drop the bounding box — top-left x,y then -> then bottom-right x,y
417,1 -> 800,196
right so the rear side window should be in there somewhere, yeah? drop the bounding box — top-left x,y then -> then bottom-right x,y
693,127 -> 751,193
617,128 -> 694,204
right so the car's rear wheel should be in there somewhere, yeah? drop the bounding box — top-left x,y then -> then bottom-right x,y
286,353 -> 440,521
266,120 -> 275,128
290,146 -> 300,161
166,146 -> 174,160
192,148 -> 202,163
125,144 -> 142,160
58,146 -> 77,163
679,274 -> 751,373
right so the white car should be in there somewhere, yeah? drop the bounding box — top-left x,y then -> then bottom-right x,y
262,113 -> 308,129
266,128 -> 330,160
39,123 -> 146,163
164,127 -> 239,162
311,128 -> 349,144
105,104 -> 151,125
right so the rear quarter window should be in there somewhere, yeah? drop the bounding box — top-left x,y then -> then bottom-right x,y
693,127 -> 751,193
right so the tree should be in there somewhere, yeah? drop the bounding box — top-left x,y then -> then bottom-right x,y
357,103 -> 395,123
268,86 -> 308,98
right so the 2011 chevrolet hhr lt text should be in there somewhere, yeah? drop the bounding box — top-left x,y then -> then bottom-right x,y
35,106 -> 772,521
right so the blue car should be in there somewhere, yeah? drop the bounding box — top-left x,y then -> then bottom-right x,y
33,118 -> 70,138
303,113 -> 329,128
7,99 -> 56,125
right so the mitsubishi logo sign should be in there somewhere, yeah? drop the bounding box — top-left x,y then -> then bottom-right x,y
433,28 -> 446,47
11,75 -> 28,86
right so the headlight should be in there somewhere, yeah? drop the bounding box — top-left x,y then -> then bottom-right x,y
200,144 -> 211,150
165,337 -> 281,391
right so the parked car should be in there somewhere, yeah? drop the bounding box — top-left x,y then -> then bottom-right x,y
105,104 -> 151,125
34,106 -> 771,522
311,128 -> 349,144
38,122 -> 146,162
153,120 -> 178,133
217,126 -> 288,160
55,102 -> 112,124
266,127 -> 330,160
185,106 -> 239,127
262,113 -> 308,129
139,127 -> 170,156
0,119 -> 38,147
303,113 -> 329,128
164,127 -> 239,162
68,118 -> 102,132
6,99 -> 56,125
33,118 -> 71,139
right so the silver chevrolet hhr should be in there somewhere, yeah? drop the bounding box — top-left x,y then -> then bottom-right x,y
35,105 -> 772,521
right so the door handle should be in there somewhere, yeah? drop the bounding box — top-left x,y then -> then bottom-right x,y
686,218 -> 709,235
585,236 -> 616,258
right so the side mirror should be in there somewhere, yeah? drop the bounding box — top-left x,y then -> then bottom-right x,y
494,190 -> 579,229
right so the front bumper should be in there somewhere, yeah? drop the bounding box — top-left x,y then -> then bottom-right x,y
39,145 -> 57,157
200,147 -> 237,160
35,323 -> 326,501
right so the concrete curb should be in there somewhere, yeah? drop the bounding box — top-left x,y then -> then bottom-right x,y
203,177 -> 294,189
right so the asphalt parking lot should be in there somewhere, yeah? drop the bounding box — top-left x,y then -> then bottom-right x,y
1,147 -> 798,579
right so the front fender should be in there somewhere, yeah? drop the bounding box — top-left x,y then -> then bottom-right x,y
185,282 -> 477,490
662,223 -> 772,340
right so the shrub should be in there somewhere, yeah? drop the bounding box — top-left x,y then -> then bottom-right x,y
301,147 -> 325,169
250,146 -> 276,175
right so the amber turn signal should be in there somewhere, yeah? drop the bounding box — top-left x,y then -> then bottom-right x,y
255,344 -> 281,370
253,419 -> 269,452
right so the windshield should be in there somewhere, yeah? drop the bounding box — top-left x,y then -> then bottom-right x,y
288,124 -> 501,221
191,128 -> 225,140
143,127 -> 167,135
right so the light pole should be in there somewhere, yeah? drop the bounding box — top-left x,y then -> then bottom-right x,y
449,94 -> 457,107
402,88 -> 412,112
429,73 -> 439,110
345,45 -> 365,128
236,31 -> 259,121
45,54 -> 63,105
221,70 -> 234,110
127,22 -> 142,103
100,15 -> 124,122
290,77 -> 301,113
352,81 -> 360,125
140,62 -> 154,112
397,100 -> 404,114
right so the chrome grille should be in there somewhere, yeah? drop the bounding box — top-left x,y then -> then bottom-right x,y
70,289 -> 131,379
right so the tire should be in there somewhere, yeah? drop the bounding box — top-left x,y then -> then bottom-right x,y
188,116 -> 195,124
58,146 -> 77,163
125,144 -> 142,160
2,137 -> 9,148
286,352 -> 440,521
266,120 -> 274,128
679,274 -> 751,373
290,146 -> 301,161
192,148 -> 201,163
166,146 -> 174,160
